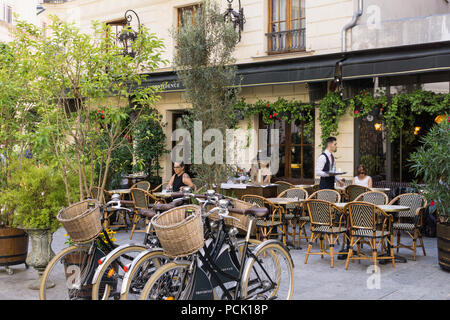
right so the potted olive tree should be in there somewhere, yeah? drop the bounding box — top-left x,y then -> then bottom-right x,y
410,116 -> 450,271
0,159 -> 78,288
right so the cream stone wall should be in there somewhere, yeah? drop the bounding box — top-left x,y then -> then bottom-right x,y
39,0 -> 355,66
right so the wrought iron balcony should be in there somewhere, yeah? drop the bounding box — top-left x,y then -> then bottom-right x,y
266,28 -> 306,54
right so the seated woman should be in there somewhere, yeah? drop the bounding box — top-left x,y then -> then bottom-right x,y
352,164 -> 372,188
166,162 -> 195,192
250,159 -> 272,185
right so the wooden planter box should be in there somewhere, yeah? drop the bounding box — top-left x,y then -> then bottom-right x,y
437,222 -> 450,272
0,227 -> 28,268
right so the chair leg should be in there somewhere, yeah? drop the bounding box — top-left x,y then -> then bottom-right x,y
345,238 -> 354,270
329,234 -> 334,268
129,215 -> 140,240
390,235 -> 395,268
396,231 -> 401,253
371,239 -> 378,268
419,231 -> 426,257
304,233 -> 315,264
412,230 -> 418,261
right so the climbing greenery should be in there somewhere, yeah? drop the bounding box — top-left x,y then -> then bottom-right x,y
231,89 -> 449,148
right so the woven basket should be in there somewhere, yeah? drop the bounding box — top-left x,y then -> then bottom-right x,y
151,205 -> 204,258
209,197 -> 256,234
57,200 -> 102,244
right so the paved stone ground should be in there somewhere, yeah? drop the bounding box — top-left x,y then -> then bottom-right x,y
1,226 -> 449,300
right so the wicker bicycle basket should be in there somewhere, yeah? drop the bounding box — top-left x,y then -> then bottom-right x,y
151,205 -> 204,258
57,199 -> 102,244
209,197 -> 256,234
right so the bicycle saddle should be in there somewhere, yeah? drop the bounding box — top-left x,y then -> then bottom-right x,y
228,207 -> 268,218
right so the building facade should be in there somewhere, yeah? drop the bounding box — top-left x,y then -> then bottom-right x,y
37,0 -> 450,185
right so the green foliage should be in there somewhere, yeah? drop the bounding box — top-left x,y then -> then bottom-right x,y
171,0 -> 239,190
8,16 -> 166,203
0,159 -> 78,232
133,109 -> 169,181
409,116 -> 450,223
318,92 -> 348,148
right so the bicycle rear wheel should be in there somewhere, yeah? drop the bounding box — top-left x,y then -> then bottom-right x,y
120,249 -> 169,300
40,245 -> 95,300
139,261 -> 192,300
91,245 -> 148,300
241,241 -> 294,300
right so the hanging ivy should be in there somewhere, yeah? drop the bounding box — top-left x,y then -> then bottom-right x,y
231,89 -> 449,147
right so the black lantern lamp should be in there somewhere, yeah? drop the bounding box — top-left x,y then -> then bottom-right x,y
224,0 -> 245,42
118,9 -> 141,57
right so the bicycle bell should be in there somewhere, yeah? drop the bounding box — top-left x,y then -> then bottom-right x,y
111,193 -> 121,202
206,189 -> 216,197
218,199 -> 230,209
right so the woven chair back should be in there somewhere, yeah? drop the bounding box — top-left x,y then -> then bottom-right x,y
276,181 -> 294,195
345,185 -> 371,202
309,189 -> 340,203
134,180 -> 150,191
346,202 -> 378,230
391,193 -> 426,218
354,191 -> 388,205
305,199 -> 333,226
278,187 -> 308,210
131,188 -> 148,209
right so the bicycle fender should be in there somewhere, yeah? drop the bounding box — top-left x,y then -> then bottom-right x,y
91,243 -> 148,285
120,247 -> 166,295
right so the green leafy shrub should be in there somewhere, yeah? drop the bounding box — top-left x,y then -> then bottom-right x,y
0,159 -> 78,232
409,116 -> 450,223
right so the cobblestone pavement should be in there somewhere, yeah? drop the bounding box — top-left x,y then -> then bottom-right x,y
1,226 -> 449,300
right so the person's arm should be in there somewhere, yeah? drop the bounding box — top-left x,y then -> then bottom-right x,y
315,154 -> 329,177
167,175 -> 175,188
182,173 -> 195,189
263,174 -> 271,184
368,176 -> 373,188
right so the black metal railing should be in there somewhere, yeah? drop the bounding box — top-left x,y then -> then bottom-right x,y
266,28 -> 306,54
42,0 -> 72,3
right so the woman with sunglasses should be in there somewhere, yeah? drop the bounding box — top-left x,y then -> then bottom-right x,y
167,161 -> 195,192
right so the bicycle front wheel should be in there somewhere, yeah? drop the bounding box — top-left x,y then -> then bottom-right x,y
241,241 -> 294,300
40,245 -> 93,300
139,261 -> 191,300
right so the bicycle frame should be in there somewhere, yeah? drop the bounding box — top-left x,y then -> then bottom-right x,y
177,214 -> 279,300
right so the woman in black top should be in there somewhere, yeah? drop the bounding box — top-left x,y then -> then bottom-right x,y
167,162 -> 195,192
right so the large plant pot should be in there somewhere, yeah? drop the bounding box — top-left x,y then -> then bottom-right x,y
0,227 -> 29,275
437,222 -> 450,272
25,228 -> 56,290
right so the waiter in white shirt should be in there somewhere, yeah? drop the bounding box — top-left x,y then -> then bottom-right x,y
315,137 -> 345,190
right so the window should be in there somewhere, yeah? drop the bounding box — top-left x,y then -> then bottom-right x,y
267,0 -> 306,54
106,19 -> 127,48
177,4 -> 201,28
261,116 -> 314,180
0,2 -> 12,24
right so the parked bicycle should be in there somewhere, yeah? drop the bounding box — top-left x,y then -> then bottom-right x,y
139,198 -> 295,300
39,199 -> 127,300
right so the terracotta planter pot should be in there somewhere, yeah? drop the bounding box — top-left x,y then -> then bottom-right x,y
437,222 -> 450,271
0,227 -> 29,274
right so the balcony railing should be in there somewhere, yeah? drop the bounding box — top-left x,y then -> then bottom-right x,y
266,28 -> 306,54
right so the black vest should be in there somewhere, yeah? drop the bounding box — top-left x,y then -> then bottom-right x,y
319,152 -> 335,190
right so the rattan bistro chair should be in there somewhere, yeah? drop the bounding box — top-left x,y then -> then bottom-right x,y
241,195 -> 282,242
308,189 -> 341,203
354,191 -> 389,205
344,185 -> 371,202
344,202 -> 395,269
131,180 -> 151,191
303,199 -> 348,268
129,188 -> 165,240
389,193 -> 428,260
277,188 -> 309,247
276,181 -> 294,196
